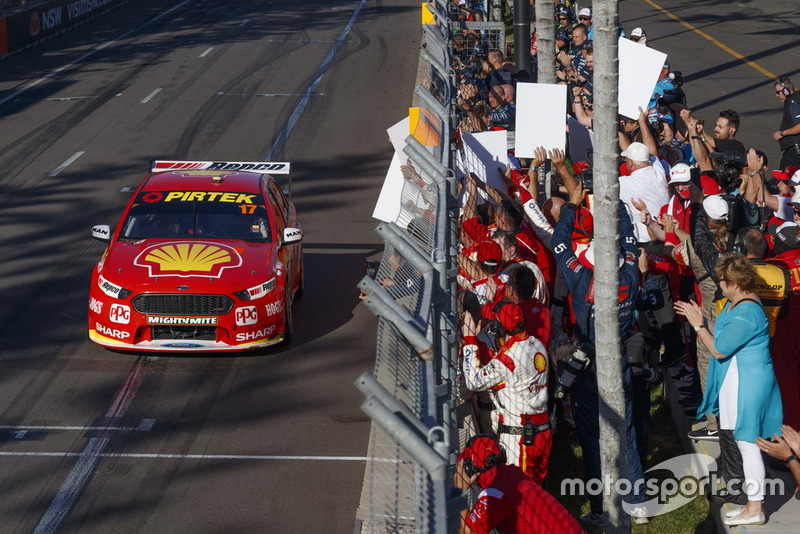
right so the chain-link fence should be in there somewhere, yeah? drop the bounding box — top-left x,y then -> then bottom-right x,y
355,1 -> 506,533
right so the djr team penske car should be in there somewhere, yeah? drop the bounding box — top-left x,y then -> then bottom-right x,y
88,160 -> 303,352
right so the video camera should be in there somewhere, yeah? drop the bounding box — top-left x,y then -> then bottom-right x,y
710,150 -> 747,191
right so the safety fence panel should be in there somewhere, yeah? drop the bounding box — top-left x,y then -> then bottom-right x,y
356,1 -> 464,533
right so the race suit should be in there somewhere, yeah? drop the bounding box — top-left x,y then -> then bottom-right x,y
551,200 -> 646,514
462,332 -> 551,483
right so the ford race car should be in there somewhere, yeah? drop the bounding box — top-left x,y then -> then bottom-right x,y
88,160 -> 303,352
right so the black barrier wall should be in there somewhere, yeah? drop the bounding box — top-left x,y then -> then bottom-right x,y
2,0 -> 126,55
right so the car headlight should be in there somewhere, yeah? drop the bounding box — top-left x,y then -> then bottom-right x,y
233,277 -> 276,301
97,274 -> 134,299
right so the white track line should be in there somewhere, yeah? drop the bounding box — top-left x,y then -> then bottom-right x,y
0,419 -> 155,433
32,360 -> 153,534
199,46 -> 214,57
265,0 -> 368,160
140,88 -> 162,103
48,151 -> 85,176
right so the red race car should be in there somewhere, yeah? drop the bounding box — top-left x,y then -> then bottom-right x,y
88,160 -> 303,352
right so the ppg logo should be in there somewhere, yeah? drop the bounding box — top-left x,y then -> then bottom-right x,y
235,306 -> 258,326
109,304 -> 131,324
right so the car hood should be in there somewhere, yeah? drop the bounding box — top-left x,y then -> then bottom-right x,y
99,239 -> 277,292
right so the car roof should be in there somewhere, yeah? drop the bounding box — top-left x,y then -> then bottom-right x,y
141,170 -> 269,193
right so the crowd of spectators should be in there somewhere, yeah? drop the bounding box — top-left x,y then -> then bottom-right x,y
446,0 -> 800,531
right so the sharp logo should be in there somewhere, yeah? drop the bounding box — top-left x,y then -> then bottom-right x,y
147,316 -> 219,325
96,322 -> 131,340
109,304 -> 131,324
235,326 -> 276,341
235,306 -> 258,325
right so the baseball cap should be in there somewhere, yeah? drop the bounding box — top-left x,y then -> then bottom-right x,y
703,195 -> 729,220
773,165 -> 800,185
458,435 -> 504,471
579,7 -> 591,18
481,300 -> 525,330
668,162 -> 693,184
699,173 -> 721,196
631,27 -> 646,39
774,224 -> 800,255
621,142 -> 650,163
496,301 -> 525,332
477,240 -> 502,267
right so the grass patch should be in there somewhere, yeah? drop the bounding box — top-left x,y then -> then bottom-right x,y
546,385 -> 716,533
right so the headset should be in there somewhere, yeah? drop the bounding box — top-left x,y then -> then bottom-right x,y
462,434 -> 507,478
732,226 -> 766,255
487,300 -> 525,337
777,77 -> 793,97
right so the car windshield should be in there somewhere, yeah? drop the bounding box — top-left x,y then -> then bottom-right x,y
119,190 -> 272,242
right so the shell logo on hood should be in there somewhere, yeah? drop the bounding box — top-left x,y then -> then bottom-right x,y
134,242 -> 242,278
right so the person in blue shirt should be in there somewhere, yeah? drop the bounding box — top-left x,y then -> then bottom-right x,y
676,254 -> 783,527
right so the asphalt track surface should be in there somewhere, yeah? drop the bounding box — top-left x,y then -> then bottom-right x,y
0,0 -> 419,532
0,0 -> 798,533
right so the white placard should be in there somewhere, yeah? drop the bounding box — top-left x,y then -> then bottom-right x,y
618,37 -> 668,119
372,150 -> 404,223
387,116 -> 411,155
514,83 -> 567,158
458,130 -> 509,190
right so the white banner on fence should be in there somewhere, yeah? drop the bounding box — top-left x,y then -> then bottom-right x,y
372,150 -> 404,223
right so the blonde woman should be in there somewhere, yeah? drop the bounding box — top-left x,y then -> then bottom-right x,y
675,253 -> 783,526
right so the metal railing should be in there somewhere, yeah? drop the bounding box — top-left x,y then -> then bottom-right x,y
355,1 -> 506,532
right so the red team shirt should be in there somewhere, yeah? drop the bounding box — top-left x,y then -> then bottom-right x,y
465,464 -> 584,534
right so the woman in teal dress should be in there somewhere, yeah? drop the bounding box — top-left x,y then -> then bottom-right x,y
676,253 -> 783,526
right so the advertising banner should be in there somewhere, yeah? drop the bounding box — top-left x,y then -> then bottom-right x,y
4,0 -> 126,54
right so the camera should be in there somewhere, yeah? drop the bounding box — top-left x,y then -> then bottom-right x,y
626,331 -> 662,385
710,150 -> 746,191
553,346 -> 591,400
581,171 -> 594,193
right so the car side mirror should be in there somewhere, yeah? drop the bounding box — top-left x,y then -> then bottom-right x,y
282,227 -> 302,245
92,225 -> 111,243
